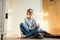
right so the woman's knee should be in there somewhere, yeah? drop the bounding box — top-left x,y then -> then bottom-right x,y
20,22 -> 24,27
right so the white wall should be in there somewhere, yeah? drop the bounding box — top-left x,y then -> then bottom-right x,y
7,0 -> 43,37
4,0 -> 8,34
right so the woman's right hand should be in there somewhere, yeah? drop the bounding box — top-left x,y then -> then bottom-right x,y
33,25 -> 38,30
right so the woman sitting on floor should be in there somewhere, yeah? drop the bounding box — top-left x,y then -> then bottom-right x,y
20,9 -> 44,39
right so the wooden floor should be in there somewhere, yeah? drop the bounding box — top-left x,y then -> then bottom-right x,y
2,38 -> 60,40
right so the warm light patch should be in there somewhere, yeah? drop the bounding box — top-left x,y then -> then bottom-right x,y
35,12 -> 49,32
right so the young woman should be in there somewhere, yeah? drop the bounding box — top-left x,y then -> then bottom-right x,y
20,9 -> 43,38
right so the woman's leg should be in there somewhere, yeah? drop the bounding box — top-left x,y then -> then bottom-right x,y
20,23 -> 38,37
20,23 -> 30,34
25,29 -> 38,37
20,23 -> 42,37
25,26 -> 42,37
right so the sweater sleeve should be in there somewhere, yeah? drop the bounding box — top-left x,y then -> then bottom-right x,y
32,19 -> 37,26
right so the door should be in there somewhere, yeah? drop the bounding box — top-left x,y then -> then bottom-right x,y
0,0 -> 5,34
43,0 -> 60,36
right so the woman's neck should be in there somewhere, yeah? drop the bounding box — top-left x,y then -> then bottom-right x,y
27,17 -> 31,19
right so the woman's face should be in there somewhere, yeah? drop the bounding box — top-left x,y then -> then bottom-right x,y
27,10 -> 33,18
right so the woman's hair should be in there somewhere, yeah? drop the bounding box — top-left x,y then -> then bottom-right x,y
27,9 -> 33,15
